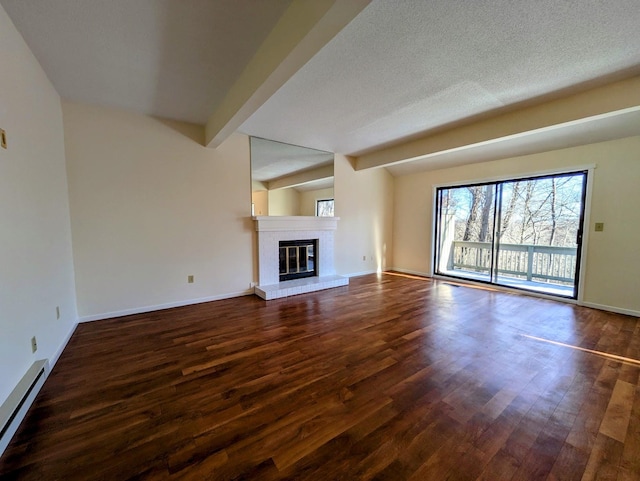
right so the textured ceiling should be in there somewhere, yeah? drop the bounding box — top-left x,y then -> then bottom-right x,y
2,0 -> 640,171
0,0 -> 291,124
250,137 -> 333,183
239,0 -> 640,155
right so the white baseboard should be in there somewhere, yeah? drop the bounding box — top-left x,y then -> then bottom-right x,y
578,301 -> 640,318
388,268 -> 431,278
50,321 -> 78,369
389,268 -> 640,318
78,289 -> 254,323
343,270 -> 378,278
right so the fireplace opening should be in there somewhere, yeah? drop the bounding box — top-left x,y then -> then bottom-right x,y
279,239 -> 317,282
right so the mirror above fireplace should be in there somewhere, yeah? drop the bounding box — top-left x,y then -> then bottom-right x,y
250,137 -> 334,216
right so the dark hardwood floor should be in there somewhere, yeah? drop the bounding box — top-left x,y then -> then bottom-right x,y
1,273 -> 639,480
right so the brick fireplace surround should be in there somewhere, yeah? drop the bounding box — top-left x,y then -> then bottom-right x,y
253,216 -> 349,300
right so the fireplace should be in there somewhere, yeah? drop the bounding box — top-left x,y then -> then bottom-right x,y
279,240 -> 317,281
253,216 -> 348,300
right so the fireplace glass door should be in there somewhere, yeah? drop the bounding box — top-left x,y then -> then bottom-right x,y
279,240 -> 317,281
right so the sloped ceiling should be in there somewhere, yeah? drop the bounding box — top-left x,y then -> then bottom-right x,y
2,0 -> 640,175
250,137 -> 333,183
0,0 -> 292,124
238,0 -> 640,156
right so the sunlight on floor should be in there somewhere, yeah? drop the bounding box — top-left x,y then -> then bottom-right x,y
384,271 -> 431,281
522,334 -> 640,366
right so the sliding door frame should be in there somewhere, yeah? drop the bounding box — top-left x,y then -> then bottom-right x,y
430,164 -> 595,303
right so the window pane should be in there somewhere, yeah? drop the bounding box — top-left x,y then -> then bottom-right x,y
495,174 -> 585,297
436,184 -> 495,283
316,199 -> 334,217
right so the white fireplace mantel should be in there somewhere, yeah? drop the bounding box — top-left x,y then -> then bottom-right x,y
252,216 -> 348,300
253,215 -> 340,232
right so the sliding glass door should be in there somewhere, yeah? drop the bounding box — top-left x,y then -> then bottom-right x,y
434,171 -> 587,298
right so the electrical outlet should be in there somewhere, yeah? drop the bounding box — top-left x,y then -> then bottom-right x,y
188,275 -> 194,283
1,129 -> 6,149
31,336 -> 37,353
56,306 -> 60,319
595,222 -> 604,232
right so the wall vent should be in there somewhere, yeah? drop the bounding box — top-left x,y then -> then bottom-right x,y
0,360 -> 48,456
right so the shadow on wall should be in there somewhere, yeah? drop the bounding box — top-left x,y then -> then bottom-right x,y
150,1 -> 290,143
153,117 -> 204,144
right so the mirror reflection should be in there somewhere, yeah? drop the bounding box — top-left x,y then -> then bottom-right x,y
250,137 -> 334,217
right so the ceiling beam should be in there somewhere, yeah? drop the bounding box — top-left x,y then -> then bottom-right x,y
354,76 -> 640,171
205,0 -> 371,148
267,164 -> 333,191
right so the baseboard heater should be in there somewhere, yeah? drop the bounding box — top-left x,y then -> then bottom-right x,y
0,360 -> 48,457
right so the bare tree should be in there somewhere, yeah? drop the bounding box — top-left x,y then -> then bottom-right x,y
479,185 -> 494,242
518,181 -> 535,244
463,186 -> 482,241
500,182 -> 520,235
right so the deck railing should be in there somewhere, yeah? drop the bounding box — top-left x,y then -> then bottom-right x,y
451,241 -> 577,284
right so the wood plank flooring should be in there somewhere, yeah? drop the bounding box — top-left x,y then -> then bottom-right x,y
1,273 -> 639,480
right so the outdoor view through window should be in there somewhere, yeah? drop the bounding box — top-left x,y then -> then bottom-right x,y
316,199 -> 335,217
434,171 -> 587,298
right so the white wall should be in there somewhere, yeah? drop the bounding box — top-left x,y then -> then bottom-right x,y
63,102 -> 254,320
0,5 -> 78,406
252,190 -> 269,216
267,188 -> 300,216
393,136 -> 640,314
334,154 -> 394,276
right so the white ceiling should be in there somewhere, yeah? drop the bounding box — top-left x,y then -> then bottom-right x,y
0,0 -> 291,124
250,137 -> 333,183
293,177 -> 334,193
239,0 -> 640,155
385,107 -> 640,176
2,0 -> 640,173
